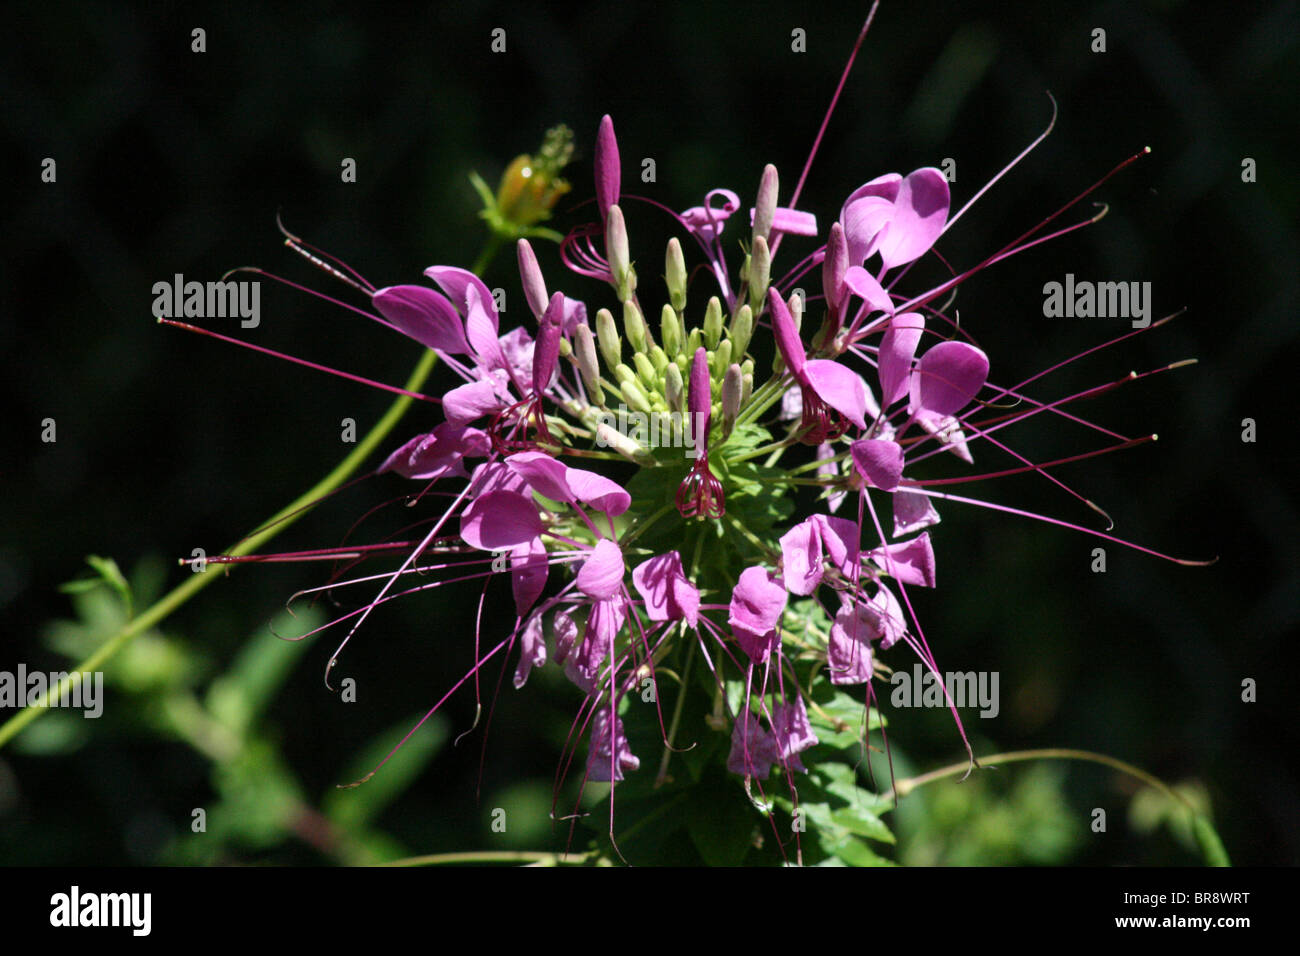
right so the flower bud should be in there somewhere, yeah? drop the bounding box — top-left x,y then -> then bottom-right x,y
596,308 -> 621,369
633,352 -> 657,388
703,296 -> 723,350
741,369 -> 754,408
606,204 -> 632,302
620,377 -> 653,416
689,347 -> 712,458
660,303 -> 682,357
596,422 -> 654,465
665,362 -> 685,413
613,363 -> 636,385
594,114 -> 620,223
748,235 -> 771,312
722,363 -> 743,438
823,221 -> 849,314
574,323 -> 601,398
517,238 -> 548,320
665,237 -> 687,313
752,164 -> 779,246
623,299 -> 650,353
730,303 -> 753,359
712,338 -> 732,378
649,345 -> 670,373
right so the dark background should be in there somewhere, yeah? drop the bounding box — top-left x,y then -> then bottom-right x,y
1,0 -> 1296,865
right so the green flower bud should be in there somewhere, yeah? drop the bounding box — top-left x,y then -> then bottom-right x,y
712,338 -> 732,378
665,362 -> 685,413
614,362 -> 636,385
596,422 -> 654,466
660,303 -> 682,357
741,369 -> 753,408
575,323 -> 601,398
703,296 -> 723,350
606,204 -> 632,302
620,377 -> 653,415
722,363 -> 743,438
650,345 -> 670,373
633,351 -> 657,388
596,308 -> 621,370
623,299 -> 649,353
665,237 -> 687,313
730,303 -> 753,359
752,163 -> 778,246
748,235 -> 771,313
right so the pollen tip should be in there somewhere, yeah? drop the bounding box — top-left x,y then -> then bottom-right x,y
1150,433 -> 1159,441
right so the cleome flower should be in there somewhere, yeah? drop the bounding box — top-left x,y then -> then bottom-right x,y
176,9 -> 1210,864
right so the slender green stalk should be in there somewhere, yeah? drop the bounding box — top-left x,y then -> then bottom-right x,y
0,348 -> 441,750
884,747 -> 1230,866
383,850 -> 592,867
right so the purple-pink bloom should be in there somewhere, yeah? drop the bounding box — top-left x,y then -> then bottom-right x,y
379,423 -> 489,481
779,513 -> 860,596
867,532 -> 937,588
840,168 -> 950,271
729,566 -> 788,663
587,709 -> 639,782
631,552 -> 700,627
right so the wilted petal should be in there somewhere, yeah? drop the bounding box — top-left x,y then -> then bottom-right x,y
575,538 -> 625,600
727,713 -> 774,779
893,490 -> 940,538
587,709 -> 639,782
551,609 -> 579,664
872,585 -> 908,649
372,285 -> 470,354
566,598 -> 624,693
868,532 -> 937,588
851,438 -> 905,492
513,612 -> 548,688
916,409 -> 974,463
681,189 -> 740,243
829,599 -> 875,685
631,552 -> 700,626
804,359 -> 868,430
460,490 -> 543,551
910,341 -> 989,418
769,696 -> 818,765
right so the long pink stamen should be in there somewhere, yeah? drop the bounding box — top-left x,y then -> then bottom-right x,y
159,319 -> 439,403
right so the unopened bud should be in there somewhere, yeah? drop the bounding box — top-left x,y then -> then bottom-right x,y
712,339 -> 732,378
613,362 -> 636,385
606,204 -> 632,301
665,362 -> 685,413
660,303 -> 682,357
665,237 -> 687,312
596,308 -> 621,369
730,304 -> 753,358
741,369 -> 753,408
517,238 -> 548,320
649,345 -> 670,373
633,352 -> 657,388
722,363 -> 743,437
752,164 -> 779,246
703,296 -> 723,350
623,299 -> 649,353
789,290 -> 804,331
620,377 -> 653,415
597,422 -> 654,465
574,323 -> 601,397
748,235 -> 771,312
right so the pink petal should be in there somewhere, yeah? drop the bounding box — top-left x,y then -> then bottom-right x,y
851,439 -> 905,492
631,552 -> 700,626
729,566 -> 787,636
460,490 -> 542,551
425,266 -> 496,326
565,468 -> 632,517
878,312 -> 925,408
751,206 -> 818,237
866,585 -> 908,649
507,451 -> 572,503
814,514 -> 860,575
804,359 -> 868,429
372,285 -> 470,355
868,532 -> 936,588
575,539 -> 625,600
893,490 -> 941,538
443,378 -> 504,426
463,283 -> 507,373
829,600 -> 875,685
911,341 -> 989,418
842,265 -> 894,315
509,538 -> 549,618
873,168 -> 950,270
767,288 -> 806,380
779,518 -> 823,597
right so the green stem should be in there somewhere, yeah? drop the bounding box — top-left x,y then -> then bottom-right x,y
884,747 -> 1230,866
382,850 -> 593,867
0,348 -> 439,751
3,226 -> 515,751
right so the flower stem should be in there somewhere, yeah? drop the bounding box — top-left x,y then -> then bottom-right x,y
884,747 -> 1230,866
382,850 -> 593,866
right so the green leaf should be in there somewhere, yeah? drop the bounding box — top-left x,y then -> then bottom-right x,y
59,555 -> 133,619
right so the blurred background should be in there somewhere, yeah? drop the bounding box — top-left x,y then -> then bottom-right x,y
1,0 -> 1296,865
